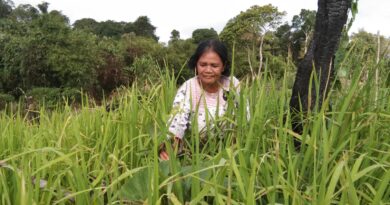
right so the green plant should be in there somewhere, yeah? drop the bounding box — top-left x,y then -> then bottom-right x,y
0,46 -> 389,204
0,92 -> 14,110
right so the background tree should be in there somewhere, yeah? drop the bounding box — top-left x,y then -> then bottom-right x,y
0,3 -> 103,100
164,39 -> 196,83
9,3 -> 39,23
250,5 -> 285,73
73,16 -> 159,40
73,18 -> 99,34
220,4 -> 285,77
132,16 -> 158,41
122,22 -> 135,34
95,20 -> 124,38
1,1 -> 169,102
37,1 -> 48,14
264,23 -> 295,80
0,0 -> 13,18
191,28 -> 218,44
349,30 -> 387,61
336,29 -> 390,85
291,9 -> 316,61
95,38 -> 128,95
120,33 -> 163,65
169,29 -> 180,43
272,23 -> 292,58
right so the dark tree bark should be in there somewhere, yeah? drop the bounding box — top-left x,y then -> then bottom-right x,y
290,0 -> 352,135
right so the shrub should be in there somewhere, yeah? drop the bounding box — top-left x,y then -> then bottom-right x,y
27,87 -> 61,108
130,56 -> 161,86
61,87 -> 82,105
0,93 -> 14,110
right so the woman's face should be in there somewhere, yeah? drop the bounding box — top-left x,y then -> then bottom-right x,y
196,50 -> 224,90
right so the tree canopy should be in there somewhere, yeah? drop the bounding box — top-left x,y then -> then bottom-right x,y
191,28 -> 218,44
220,4 -> 285,48
1,1 -> 387,105
73,16 -> 158,40
0,0 -> 13,18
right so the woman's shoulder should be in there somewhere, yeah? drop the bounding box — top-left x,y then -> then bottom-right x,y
177,77 -> 198,91
181,77 -> 197,86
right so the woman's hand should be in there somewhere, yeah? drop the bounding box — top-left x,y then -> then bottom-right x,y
159,150 -> 170,161
158,142 -> 169,161
158,137 -> 183,161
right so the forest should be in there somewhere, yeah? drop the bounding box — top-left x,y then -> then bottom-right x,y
1,1 -> 388,108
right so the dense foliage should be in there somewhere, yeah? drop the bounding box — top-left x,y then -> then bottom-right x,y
1,1 -> 389,107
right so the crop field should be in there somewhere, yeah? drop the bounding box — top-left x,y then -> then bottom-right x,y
1,61 -> 389,205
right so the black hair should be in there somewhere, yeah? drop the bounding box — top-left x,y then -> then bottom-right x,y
188,39 -> 231,76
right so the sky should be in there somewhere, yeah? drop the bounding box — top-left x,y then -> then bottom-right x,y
11,0 -> 390,43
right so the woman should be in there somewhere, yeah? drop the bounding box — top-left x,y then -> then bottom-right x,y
159,39 -> 242,160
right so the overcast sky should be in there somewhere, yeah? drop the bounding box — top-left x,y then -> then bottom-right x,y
11,0 -> 390,43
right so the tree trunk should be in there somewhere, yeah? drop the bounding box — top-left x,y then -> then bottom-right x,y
290,0 -> 352,135
303,31 -> 310,54
247,48 -> 255,77
258,34 -> 265,76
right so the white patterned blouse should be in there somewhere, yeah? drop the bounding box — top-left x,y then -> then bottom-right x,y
167,75 -> 244,139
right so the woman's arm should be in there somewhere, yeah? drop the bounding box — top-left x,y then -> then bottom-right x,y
160,81 -> 191,160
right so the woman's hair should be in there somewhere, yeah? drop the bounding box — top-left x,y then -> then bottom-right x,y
188,39 -> 231,76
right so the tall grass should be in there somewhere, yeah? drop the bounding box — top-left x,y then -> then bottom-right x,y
0,57 -> 389,204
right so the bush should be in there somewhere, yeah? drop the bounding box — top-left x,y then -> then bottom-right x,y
130,56 -> 161,86
96,38 -> 128,94
61,87 -> 82,105
164,39 -> 196,84
0,93 -> 14,110
27,87 -> 61,108
26,87 -> 82,109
